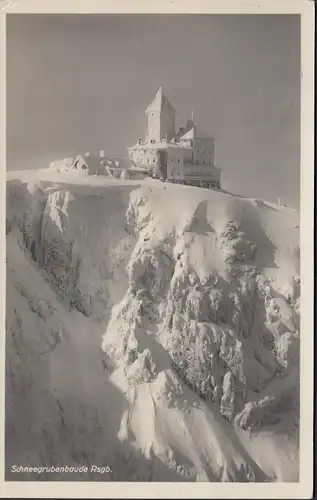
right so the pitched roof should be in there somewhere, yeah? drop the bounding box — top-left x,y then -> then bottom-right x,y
77,154 -> 102,166
145,86 -> 176,114
179,125 -> 212,140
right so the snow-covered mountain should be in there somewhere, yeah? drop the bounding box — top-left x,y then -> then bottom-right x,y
6,170 -> 300,482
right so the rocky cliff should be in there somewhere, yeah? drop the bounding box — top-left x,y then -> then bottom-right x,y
5,171 -> 300,481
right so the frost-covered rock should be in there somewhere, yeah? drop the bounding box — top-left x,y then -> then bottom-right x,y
274,331 -> 299,368
125,349 -> 156,385
6,180 -> 47,260
6,172 -> 300,482
221,371 -> 236,421
120,169 -> 130,180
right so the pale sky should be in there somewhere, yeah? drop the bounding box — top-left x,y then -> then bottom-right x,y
7,14 -> 300,207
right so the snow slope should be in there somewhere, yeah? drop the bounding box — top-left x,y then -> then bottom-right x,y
6,170 -> 300,481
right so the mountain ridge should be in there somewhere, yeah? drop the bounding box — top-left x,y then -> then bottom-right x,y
5,170 -> 300,481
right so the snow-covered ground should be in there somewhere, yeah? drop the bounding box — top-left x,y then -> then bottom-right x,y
6,169 -> 300,481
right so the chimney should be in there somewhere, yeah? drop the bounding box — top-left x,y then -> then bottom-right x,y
100,150 -> 105,157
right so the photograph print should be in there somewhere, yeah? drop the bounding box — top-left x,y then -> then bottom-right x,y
5,11 -> 304,484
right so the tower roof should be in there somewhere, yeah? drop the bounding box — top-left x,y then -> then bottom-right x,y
145,86 -> 176,114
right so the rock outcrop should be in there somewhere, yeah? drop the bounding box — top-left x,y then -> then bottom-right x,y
5,173 -> 300,481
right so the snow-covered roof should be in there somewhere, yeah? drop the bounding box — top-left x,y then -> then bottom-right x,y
128,140 -> 192,151
50,158 -> 74,169
179,125 -> 213,141
145,86 -> 176,114
75,154 -> 104,170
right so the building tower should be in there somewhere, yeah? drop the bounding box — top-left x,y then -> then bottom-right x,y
145,86 -> 176,143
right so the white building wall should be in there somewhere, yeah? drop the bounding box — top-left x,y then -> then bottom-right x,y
192,137 -> 215,165
181,147 -> 193,164
129,147 -> 159,170
166,147 -> 184,181
183,164 -> 221,184
147,105 -> 175,143
147,111 -> 161,143
160,105 -> 175,141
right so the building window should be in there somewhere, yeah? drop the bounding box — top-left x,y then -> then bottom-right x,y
150,139 -> 155,144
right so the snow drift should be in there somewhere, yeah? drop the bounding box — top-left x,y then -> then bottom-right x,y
5,170 -> 300,481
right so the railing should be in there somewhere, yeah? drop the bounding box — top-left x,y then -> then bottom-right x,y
183,171 -> 221,182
